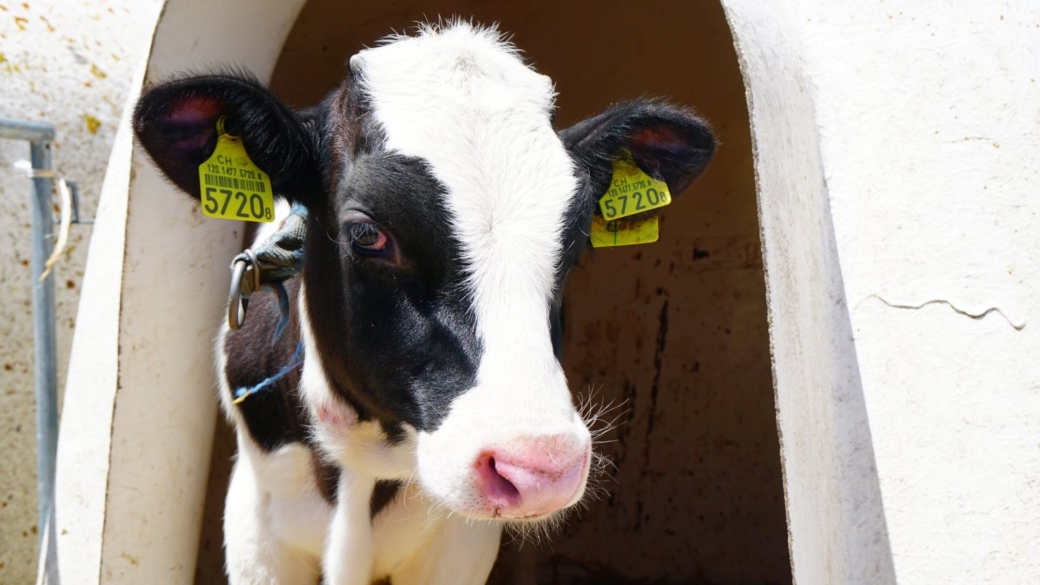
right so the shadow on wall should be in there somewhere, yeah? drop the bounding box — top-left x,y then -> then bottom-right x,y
813,184 -> 898,584
195,1 -> 791,583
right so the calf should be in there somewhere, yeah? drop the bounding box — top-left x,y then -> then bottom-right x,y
133,21 -> 713,585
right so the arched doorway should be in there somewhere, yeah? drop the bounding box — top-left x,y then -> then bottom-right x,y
193,2 -> 790,582
51,0 -> 793,582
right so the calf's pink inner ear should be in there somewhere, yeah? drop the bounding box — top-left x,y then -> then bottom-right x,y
162,95 -> 224,126
157,96 -> 227,155
630,127 -> 684,150
624,122 -> 715,196
135,90 -> 239,198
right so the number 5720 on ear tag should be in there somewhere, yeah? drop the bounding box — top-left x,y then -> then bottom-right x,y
598,154 -> 672,220
197,117 -> 275,223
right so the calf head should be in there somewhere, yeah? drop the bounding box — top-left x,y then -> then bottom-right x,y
133,22 -> 714,524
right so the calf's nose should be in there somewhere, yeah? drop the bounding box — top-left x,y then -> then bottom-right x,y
474,434 -> 590,519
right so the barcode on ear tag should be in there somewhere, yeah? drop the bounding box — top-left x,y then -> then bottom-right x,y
597,153 -> 672,221
590,215 -> 659,248
197,117 -> 275,223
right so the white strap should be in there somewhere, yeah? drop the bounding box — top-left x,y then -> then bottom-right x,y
14,160 -> 72,281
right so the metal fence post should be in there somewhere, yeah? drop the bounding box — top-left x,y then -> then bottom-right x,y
0,118 -> 59,556
29,138 -> 58,541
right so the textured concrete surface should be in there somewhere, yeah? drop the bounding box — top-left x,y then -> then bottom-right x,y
0,1 -> 162,582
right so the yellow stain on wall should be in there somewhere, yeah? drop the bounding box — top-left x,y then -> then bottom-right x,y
84,114 -> 100,135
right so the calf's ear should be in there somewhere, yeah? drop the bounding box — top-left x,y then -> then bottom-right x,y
560,99 -> 715,205
132,73 -> 323,205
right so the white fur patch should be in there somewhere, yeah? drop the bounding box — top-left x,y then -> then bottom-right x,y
355,22 -> 591,515
322,471 -> 375,585
223,432 -> 330,584
372,483 -> 502,584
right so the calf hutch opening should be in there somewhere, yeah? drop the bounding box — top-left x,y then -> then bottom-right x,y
182,2 -> 789,584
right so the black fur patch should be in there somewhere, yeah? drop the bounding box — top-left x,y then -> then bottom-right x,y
302,147 -> 482,434
312,451 -> 340,505
222,277 -> 308,451
223,277 -> 340,506
370,479 -> 403,520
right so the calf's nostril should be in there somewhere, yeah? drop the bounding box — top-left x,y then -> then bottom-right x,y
477,454 -> 521,506
473,442 -> 590,519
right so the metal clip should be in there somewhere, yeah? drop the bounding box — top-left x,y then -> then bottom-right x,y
228,248 -> 260,330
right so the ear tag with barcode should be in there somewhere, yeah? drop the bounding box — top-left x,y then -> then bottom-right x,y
597,151 -> 672,221
198,117 -> 275,223
591,151 -> 670,248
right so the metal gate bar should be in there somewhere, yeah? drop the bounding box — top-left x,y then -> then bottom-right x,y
0,118 -> 58,550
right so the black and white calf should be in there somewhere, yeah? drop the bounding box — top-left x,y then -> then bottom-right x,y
133,22 -> 714,585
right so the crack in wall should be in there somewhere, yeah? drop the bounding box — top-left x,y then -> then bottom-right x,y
866,295 -> 1026,331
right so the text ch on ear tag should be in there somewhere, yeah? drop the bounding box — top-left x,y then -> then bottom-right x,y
597,150 -> 672,221
197,116 -> 275,223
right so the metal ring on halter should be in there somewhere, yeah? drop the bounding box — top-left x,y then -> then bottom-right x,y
227,249 -> 260,331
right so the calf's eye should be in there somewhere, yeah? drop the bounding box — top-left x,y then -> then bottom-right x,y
349,223 -> 388,252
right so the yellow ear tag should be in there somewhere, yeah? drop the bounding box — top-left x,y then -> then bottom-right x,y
591,151 -> 669,248
597,152 -> 672,221
197,116 -> 275,222
590,215 -> 659,248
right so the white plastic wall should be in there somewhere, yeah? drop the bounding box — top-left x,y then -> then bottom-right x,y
52,1 -> 306,583
725,0 -> 1040,583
